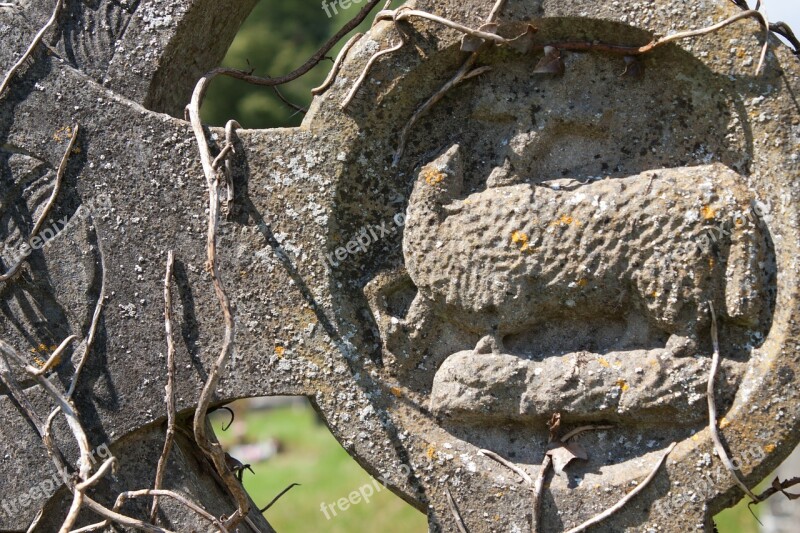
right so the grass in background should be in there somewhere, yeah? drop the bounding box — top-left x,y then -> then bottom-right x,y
211,398 -> 426,533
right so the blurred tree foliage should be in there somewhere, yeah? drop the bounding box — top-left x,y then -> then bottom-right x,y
202,0 -> 393,129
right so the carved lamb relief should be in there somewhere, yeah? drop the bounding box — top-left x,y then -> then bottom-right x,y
369,144 -> 770,423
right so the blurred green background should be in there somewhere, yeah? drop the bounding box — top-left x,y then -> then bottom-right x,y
211,399 -> 426,533
201,0 -> 400,129
203,1 -> 796,531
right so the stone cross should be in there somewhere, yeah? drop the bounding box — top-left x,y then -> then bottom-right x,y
1,0 -> 799,531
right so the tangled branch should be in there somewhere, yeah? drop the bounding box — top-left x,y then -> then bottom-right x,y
340,4 -> 778,165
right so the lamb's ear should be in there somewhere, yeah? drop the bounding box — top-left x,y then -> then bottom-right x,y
412,144 -> 464,205
436,144 -> 463,176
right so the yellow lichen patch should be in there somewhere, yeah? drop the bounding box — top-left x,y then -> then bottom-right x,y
33,357 -> 46,368
389,386 -> 403,398
577,278 -> 589,287
423,168 -> 446,186
511,230 -> 529,251
615,379 -> 629,391
53,125 -> 73,142
648,290 -> 659,299
719,417 -> 731,429
736,48 -> 745,58
764,443 -> 777,453
426,445 -> 436,460
550,215 -> 581,227
701,205 -> 716,220
274,346 -> 285,358
597,357 -> 610,368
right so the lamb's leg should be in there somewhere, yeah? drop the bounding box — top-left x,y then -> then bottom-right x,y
664,333 -> 698,358
384,293 -> 436,370
474,326 -> 505,354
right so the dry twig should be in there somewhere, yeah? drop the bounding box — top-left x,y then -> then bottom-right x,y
390,0 -> 505,164
150,251 -> 177,524
563,443 -> 676,533
533,421 -> 613,532
445,486 -> 468,533
478,449 -> 532,485
707,301 -> 760,501
532,454 -> 552,533
0,0 -> 62,96
31,334 -> 76,376
185,4 -> 388,526
116,490 -> 228,533
260,482 -> 301,512
312,32 -> 364,95
189,79 -> 250,527
341,7 -> 410,108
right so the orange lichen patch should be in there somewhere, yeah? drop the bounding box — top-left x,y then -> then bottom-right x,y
764,443 -> 777,453
597,357 -> 610,368
736,48 -> 745,58
719,417 -> 731,429
426,445 -> 436,460
577,278 -> 589,287
616,379 -> 629,392
299,307 -> 318,328
701,205 -> 716,220
423,168 -> 446,186
511,230 -> 529,251
389,386 -> 403,398
550,215 -> 580,227
648,290 -> 660,299
53,125 -> 73,142
274,346 -> 285,358
33,357 -> 46,368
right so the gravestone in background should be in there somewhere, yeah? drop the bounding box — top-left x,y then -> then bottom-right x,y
1,0 -> 800,531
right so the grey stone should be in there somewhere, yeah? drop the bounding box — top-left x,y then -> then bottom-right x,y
1,0 -> 799,532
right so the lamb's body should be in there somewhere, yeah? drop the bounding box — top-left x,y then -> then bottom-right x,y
400,145 -> 767,353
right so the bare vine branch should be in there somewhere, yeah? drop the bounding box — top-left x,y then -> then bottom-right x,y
312,32 -> 364,95
445,486 -> 468,533
707,302 -> 760,502
150,251 -> 177,524
0,0 -> 62,97
563,443 -> 677,533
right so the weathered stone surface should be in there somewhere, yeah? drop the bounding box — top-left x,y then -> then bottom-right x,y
431,348 -> 729,425
1,0 -> 799,532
